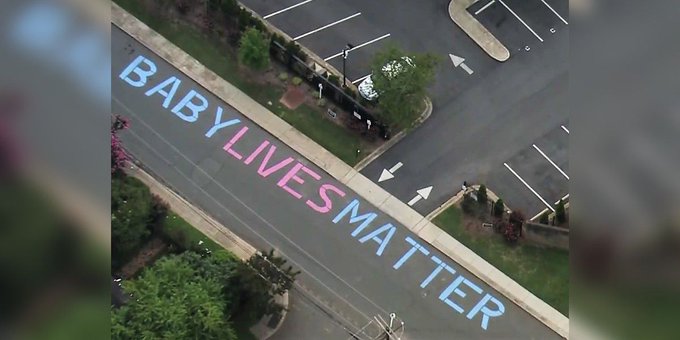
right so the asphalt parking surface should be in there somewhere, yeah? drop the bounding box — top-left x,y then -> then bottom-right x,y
243,1 -> 569,218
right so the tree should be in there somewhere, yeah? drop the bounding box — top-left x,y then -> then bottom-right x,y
501,220 -> 519,244
111,115 -> 129,175
111,176 -> 153,268
231,250 -> 299,322
493,198 -> 504,218
555,199 -> 566,224
239,27 -> 270,70
369,44 -> 439,129
461,192 -> 476,214
477,184 -> 488,205
112,254 -> 237,340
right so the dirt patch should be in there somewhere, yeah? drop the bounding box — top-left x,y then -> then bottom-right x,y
280,85 -> 306,109
118,237 -> 168,278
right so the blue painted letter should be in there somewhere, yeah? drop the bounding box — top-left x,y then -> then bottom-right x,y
332,199 -> 378,237
171,89 -> 208,122
119,55 -> 156,87
421,256 -> 456,288
467,294 -> 505,330
205,106 -> 241,138
393,236 -> 429,269
438,276 -> 483,314
145,76 -> 181,108
358,223 -> 396,256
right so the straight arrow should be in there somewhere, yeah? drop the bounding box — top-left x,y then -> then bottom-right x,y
407,186 -> 433,206
378,162 -> 403,182
449,54 -> 474,75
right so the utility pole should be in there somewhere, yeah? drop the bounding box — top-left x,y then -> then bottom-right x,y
342,43 -> 354,87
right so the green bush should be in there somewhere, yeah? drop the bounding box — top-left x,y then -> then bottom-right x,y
328,74 -> 340,86
291,76 -> 303,86
238,27 -> 270,70
477,184 -> 488,205
278,72 -> 288,82
493,198 -> 504,218
461,193 -> 476,215
111,175 -> 154,269
220,0 -> 240,18
317,98 -> 327,107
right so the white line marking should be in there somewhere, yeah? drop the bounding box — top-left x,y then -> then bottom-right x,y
504,162 -> 554,211
497,0 -> 543,42
561,125 -> 569,134
555,193 -> 569,204
293,12 -> 361,41
475,0 -> 496,15
113,95 -> 388,317
324,33 -> 391,61
461,63 -> 474,75
540,0 -> 568,25
351,73 -> 371,84
263,0 -> 313,19
532,144 -> 569,179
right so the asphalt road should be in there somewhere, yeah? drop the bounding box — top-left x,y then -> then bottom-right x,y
112,26 -> 558,339
241,0 -> 569,221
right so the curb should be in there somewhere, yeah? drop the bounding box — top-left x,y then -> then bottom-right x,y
354,97 -> 433,171
449,0 -> 510,62
112,4 -> 568,338
127,164 -> 289,340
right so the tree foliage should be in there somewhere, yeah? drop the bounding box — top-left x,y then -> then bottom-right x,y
555,199 -> 567,224
477,184 -> 488,205
238,27 -> 270,70
111,253 -> 237,340
493,198 -> 504,218
369,44 -> 439,129
111,176 -> 153,268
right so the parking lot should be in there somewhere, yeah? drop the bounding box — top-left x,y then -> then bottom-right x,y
468,0 -> 568,54
488,122 -> 570,220
242,0 -> 394,85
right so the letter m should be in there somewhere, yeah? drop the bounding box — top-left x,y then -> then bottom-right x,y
332,199 -> 378,237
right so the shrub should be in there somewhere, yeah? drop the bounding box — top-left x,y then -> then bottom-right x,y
291,76 -> 303,86
539,211 -> 550,225
477,184 -> 488,205
285,40 -> 307,61
220,0 -> 240,18
175,0 -> 191,15
278,72 -> 289,82
501,221 -> 520,244
343,86 -> 357,99
493,198 -> 504,218
238,27 -> 270,70
555,199 -> 567,224
317,98 -> 327,107
328,74 -> 340,86
461,193 -> 476,214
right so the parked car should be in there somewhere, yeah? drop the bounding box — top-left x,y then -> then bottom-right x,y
358,56 -> 415,101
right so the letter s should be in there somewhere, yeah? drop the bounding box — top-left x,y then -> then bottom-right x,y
306,184 -> 346,213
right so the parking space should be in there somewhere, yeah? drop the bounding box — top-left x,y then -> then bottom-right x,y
242,0 -> 394,84
488,123 -> 569,219
469,0 -> 568,53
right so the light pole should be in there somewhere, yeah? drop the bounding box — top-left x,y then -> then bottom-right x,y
342,43 -> 354,87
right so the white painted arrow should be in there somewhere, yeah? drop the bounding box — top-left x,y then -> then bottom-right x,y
449,54 -> 474,75
407,186 -> 433,206
378,162 -> 403,182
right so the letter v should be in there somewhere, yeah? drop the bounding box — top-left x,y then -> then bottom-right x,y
205,106 -> 241,138
257,145 -> 294,177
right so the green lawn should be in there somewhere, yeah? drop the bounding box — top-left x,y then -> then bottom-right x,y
162,211 -> 222,252
114,0 -> 367,165
434,207 -> 569,316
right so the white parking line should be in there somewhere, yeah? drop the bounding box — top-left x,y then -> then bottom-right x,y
475,0 -> 496,15
497,0 -> 543,42
263,0 -> 313,19
324,33 -> 391,61
352,73 -> 371,84
561,125 -> 569,134
293,12 -> 362,41
532,144 -> 569,180
540,0 -> 568,25
504,162 -> 555,211
530,193 -> 568,221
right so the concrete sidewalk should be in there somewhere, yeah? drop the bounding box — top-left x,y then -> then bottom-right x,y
112,3 -> 568,338
449,0 -> 510,61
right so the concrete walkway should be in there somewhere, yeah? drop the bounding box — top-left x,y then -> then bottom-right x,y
449,0 -> 510,62
129,164 -> 288,340
112,3 -> 567,338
